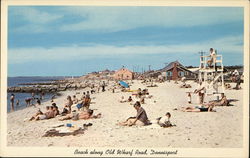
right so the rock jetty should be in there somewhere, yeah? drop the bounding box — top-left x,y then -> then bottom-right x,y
7,79 -> 90,93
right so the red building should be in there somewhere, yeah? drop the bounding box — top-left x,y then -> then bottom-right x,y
162,61 -> 197,80
113,67 -> 134,80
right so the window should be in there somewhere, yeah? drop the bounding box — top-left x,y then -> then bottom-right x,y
168,71 -> 172,76
179,71 -> 184,76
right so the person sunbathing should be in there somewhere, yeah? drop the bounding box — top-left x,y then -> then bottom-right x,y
52,103 -> 60,116
137,88 -> 142,98
83,96 -> 91,110
206,93 -> 229,106
142,89 -> 149,95
29,108 -> 45,121
145,93 -> 153,99
140,96 -> 145,104
64,95 -> 73,112
72,95 -> 79,104
29,106 -> 56,121
127,96 -> 133,102
59,109 -> 101,121
118,101 -> 150,126
180,104 -> 215,112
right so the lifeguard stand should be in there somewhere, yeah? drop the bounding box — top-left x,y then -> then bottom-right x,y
198,50 -> 225,101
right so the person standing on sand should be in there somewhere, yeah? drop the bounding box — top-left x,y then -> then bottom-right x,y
10,94 -> 15,112
31,92 -> 35,105
102,81 -> 106,92
194,81 -> 206,104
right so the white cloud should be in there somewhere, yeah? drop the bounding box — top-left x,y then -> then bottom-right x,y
8,35 -> 243,64
59,7 -> 243,32
11,7 -> 63,24
10,7 -> 63,33
9,6 -> 243,33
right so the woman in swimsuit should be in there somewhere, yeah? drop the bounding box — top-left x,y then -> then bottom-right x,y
180,104 -> 215,112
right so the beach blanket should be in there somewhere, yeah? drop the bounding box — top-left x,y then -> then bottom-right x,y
43,125 -> 84,137
126,90 -> 138,92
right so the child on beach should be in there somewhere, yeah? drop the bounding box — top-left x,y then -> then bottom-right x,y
157,112 -> 173,128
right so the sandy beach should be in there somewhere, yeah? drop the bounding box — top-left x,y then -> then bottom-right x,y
7,80 -> 243,148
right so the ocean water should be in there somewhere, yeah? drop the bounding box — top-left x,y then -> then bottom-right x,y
7,76 -> 66,112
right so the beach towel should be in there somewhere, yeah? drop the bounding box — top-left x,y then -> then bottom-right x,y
43,125 -> 84,137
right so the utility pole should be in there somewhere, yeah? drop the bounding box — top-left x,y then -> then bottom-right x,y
148,65 -> 151,71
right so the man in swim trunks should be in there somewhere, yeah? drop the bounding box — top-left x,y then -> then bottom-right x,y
206,93 -> 229,106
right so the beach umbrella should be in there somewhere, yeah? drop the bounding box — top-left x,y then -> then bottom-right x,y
118,80 -> 129,88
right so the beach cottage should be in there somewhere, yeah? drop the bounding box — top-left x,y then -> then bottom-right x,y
161,61 -> 198,80
114,67 -> 134,80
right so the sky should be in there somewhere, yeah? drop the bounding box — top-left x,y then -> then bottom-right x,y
8,6 -> 244,76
